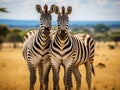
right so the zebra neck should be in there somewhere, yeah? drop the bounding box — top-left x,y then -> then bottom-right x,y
38,30 -> 50,42
59,36 -> 68,44
55,32 -> 70,46
35,32 -> 50,49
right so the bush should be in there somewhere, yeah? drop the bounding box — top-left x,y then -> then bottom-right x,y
108,44 -> 115,49
0,24 -> 9,50
109,30 -> 120,46
94,33 -> 106,41
7,28 -> 23,48
72,27 -> 80,32
94,24 -> 110,33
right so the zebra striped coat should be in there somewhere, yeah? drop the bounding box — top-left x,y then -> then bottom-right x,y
49,6 -> 95,90
22,4 -> 55,90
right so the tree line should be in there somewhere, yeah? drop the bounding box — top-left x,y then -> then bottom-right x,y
70,24 -> 120,44
0,24 -> 120,50
0,24 -> 28,50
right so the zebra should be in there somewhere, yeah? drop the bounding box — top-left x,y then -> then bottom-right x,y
49,6 -> 95,90
22,4 -> 55,90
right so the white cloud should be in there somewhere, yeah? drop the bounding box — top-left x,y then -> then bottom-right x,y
113,1 -> 120,6
96,0 -> 108,6
0,0 -> 12,3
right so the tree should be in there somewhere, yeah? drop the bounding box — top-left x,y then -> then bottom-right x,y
0,25 -> 9,50
70,27 -> 84,35
109,31 -> 120,46
7,28 -> 23,48
0,8 -> 8,13
82,27 -> 93,34
94,24 -> 110,33
72,27 -> 80,32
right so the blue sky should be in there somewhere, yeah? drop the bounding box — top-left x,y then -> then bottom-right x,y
0,0 -> 120,21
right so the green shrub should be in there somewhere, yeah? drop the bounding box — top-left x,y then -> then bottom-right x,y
94,24 -> 110,33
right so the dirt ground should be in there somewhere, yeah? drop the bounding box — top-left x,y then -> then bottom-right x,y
0,42 -> 120,90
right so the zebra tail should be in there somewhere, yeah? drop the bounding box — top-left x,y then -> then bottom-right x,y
92,64 -> 95,76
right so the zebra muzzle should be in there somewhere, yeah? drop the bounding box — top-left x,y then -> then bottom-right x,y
59,31 -> 66,40
43,27 -> 50,36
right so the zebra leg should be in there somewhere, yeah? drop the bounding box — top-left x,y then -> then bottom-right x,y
64,61 -> 73,90
63,66 -> 73,90
42,58 -> 51,90
63,68 -> 72,90
28,63 -> 37,90
84,61 -> 92,90
27,51 -> 37,90
51,59 -> 60,90
38,63 -> 43,90
72,67 -> 81,90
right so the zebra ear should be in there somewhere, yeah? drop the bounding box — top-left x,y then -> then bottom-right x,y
49,4 -> 56,13
66,6 -> 72,15
36,5 -> 43,13
54,5 -> 60,15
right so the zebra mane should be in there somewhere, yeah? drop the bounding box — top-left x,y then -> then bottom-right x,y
62,6 -> 65,15
44,4 -> 48,13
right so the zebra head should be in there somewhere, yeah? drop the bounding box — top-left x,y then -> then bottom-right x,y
54,5 -> 72,40
36,4 -> 55,36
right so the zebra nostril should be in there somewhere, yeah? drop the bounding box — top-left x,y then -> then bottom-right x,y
44,27 -> 47,29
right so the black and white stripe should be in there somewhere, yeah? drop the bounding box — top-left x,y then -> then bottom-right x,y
49,6 -> 95,90
22,4 -> 55,90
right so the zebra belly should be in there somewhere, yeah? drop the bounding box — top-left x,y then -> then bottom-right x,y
73,57 -> 88,67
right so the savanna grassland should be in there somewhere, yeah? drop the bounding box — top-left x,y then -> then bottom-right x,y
0,42 -> 120,90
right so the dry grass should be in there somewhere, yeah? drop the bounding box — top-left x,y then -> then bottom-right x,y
0,42 -> 120,90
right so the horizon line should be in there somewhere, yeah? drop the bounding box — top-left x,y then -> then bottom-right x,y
0,19 -> 120,22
